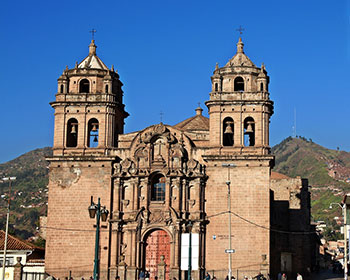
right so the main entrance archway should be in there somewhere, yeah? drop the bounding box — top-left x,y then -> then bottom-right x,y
144,229 -> 170,280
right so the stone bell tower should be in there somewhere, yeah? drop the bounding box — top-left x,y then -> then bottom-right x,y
46,40 -> 128,279
52,39 -> 128,156
206,37 -> 273,155
203,37 -> 275,278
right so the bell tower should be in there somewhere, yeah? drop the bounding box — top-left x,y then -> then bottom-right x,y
51,40 -> 128,156
206,37 -> 273,155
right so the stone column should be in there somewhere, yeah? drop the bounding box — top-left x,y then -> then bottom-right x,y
157,255 -> 166,280
13,257 -> 23,280
118,256 -> 127,280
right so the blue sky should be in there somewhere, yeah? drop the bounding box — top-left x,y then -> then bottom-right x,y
0,0 -> 349,163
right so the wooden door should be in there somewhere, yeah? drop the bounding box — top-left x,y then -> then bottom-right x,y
145,229 -> 170,280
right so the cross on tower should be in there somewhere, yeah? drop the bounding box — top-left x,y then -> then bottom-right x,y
160,111 -> 164,123
89,28 -> 97,40
236,25 -> 245,35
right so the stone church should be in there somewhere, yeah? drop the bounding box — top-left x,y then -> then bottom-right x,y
45,38 -> 315,280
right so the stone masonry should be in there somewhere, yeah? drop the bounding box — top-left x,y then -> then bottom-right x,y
45,38 -> 314,280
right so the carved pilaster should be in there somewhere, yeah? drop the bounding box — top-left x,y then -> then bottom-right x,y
157,255 -> 166,280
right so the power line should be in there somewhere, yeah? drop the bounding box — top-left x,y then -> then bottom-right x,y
208,210 -> 317,235
40,210 -> 318,235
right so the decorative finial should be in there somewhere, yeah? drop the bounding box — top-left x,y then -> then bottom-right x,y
237,37 -> 244,53
111,65 -> 114,72
75,61 -> 78,69
89,39 -> 97,55
65,65 -> 69,71
160,111 -> 164,123
195,103 -> 203,116
89,28 -> 97,40
215,63 -> 219,70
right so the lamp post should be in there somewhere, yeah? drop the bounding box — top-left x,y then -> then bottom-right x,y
1,177 -> 16,280
330,202 -> 347,280
187,221 -> 193,280
222,164 -> 236,280
88,196 -> 109,280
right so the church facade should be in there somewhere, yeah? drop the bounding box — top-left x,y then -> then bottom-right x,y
45,38 -> 314,280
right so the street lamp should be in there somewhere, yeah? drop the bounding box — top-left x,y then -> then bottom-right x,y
187,221 -> 193,280
88,196 -> 109,280
330,202 -> 347,280
222,164 -> 236,280
1,176 -> 16,280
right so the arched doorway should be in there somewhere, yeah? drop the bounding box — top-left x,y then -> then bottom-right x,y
144,229 -> 170,280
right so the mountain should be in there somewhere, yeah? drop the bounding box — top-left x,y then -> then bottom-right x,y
272,136 -> 350,222
0,147 -> 52,239
1,137 -> 349,239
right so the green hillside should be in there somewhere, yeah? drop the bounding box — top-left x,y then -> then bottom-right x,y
272,136 -> 350,221
0,147 -> 52,239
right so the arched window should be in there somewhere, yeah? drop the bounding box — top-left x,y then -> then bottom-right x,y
215,83 -> 218,91
260,83 -> 264,91
244,117 -> 255,147
223,117 -> 234,146
79,79 -> 90,93
60,84 -> 64,93
66,118 -> 78,147
105,84 -> 109,93
87,118 -> 99,148
151,174 -> 166,201
234,76 -> 244,91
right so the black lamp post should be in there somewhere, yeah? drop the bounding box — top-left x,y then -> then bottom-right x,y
88,196 -> 109,280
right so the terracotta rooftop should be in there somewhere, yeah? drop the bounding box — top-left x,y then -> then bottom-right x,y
174,107 -> 209,131
0,230 -> 44,251
271,171 -> 291,180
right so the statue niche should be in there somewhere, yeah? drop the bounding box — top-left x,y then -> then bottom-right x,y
152,137 -> 167,162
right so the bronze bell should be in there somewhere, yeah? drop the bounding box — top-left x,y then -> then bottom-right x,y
91,123 -> 98,132
93,135 -> 98,142
245,122 -> 254,134
71,124 -> 77,134
224,121 -> 234,134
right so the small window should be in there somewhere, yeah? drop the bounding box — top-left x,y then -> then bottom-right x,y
223,117 -> 234,146
60,84 -> 64,93
151,174 -> 166,201
215,83 -> 218,91
67,118 -> 78,147
87,118 -> 99,148
234,76 -> 244,91
260,83 -> 264,91
79,79 -> 90,93
105,84 -> 109,93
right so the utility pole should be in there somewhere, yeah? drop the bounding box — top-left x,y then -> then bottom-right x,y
1,177 -> 16,280
222,164 -> 236,280
330,202 -> 348,280
344,204 -> 348,280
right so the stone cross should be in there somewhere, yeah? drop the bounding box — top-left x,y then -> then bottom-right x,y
236,25 -> 245,35
89,28 -> 97,40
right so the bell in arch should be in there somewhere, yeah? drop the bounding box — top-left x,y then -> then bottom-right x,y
245,121 -> 254,134
91,123 -> 99,132
71,124 -> 77,134
93,135 -> 98,142
224,121 -> 234,134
